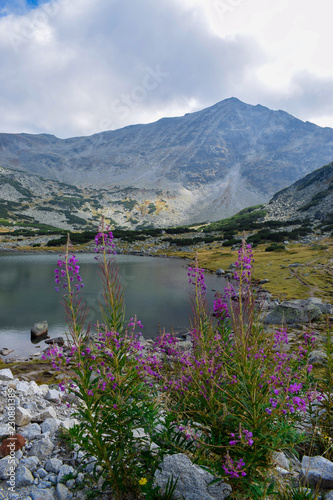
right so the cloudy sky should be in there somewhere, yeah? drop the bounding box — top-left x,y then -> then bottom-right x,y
0,0 -> 332,138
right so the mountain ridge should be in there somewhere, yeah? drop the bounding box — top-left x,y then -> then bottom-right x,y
1,97 -> 333,225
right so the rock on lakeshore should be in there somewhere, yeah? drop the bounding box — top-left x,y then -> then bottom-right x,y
31,321 -> 48,339
263,297 -> 333,325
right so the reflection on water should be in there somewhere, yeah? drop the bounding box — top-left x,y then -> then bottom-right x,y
0,253 -> 226,356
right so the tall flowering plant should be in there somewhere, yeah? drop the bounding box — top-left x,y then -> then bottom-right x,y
141,238 -> 319,497
46,223 -> 163,500
53,235 -> 88,348
94,217 -> 125,333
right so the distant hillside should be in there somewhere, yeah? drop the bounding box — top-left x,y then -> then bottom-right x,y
1,98 -> 333,225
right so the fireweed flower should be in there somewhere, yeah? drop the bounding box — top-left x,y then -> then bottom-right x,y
222,453 -> 247,478
94,218 -> 116,254
233,240 -> 253,283
214,296 -> 230,322
188,265 -> 207,294
54,254 -> 84,292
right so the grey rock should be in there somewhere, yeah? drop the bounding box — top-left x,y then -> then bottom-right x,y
21,456 -> 40,471
15,407 -> 33,426
300,455 -> 333,489
48,474 -> 58,485
45,458 -> 63,474
57,464 -> 74,483
37,467 -> 48,478
28,438 -> 54,460
16,381 -> 44,396
0,369 -> 14,381
30,489 -> 56,500
264,301 -> 322,325
37,480 -> 53,488
34,406 -> 57,422
31,321 -> 48,338
0,424 -> 9,439
45,337 -> 65,347
20,423 -> 42,440
15,464 -> 34,487
85,459 -> 97,474
259,279 -> 269,285
308,350 -> 327,366
76,472 -> 85,484
273,451 -> 291,471
41,418 -> 60,434
45,389 -> 62,403
154,453 -> 232,500
275,466 -> 290,477
324,491 -> 333,500
0,456 -> 12,479
25,402 -> 39,414
56,483 -> 72,500
66,479 -> 76,489
58,419 -> 79,431
216,268 -> 225,275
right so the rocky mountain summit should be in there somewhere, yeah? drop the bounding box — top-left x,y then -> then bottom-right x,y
1,98 -> 333,225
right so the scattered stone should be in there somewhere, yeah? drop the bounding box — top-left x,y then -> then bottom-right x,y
34,406 -> 57,422
30,490 -> 56,500
0,455 -> 17,480
15,464 -> 35,487
28,438 -> 54,460
0,348 -> 14,356
55,483 -> 72,500
154,453 -> 232,500
20,423 -> 42,441
45,457 -> 63,474
300,455 -> 333,489
259,279 -> 269,285
57,464 -> 74,483
41,418 -> 60,435
36,467 -> 48,478
45,337 -> 65,347
16,407 -> 33,426
21,456 -> 40,471
273,451 -> 291,471
0,425 -> 10,439
216,268 -> 225,276
0,368 -> 14,381
58,419 -> 79,431
45,389 -> 62,403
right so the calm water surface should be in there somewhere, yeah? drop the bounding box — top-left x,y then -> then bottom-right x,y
0,253 -> 227,358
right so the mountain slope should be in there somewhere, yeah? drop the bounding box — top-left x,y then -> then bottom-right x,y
1,97 -> 333,224
266,161 -> 333,223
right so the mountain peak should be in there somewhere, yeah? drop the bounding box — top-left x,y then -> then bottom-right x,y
1,99 -> 333,227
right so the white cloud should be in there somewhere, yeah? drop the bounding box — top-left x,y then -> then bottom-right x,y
0,0 -> 332,137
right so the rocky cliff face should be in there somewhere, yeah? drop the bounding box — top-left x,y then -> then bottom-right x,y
1,97 -> 333,225
265,161 -> 333,223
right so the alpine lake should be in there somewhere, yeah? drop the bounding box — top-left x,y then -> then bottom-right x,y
0,252 -> 227,359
